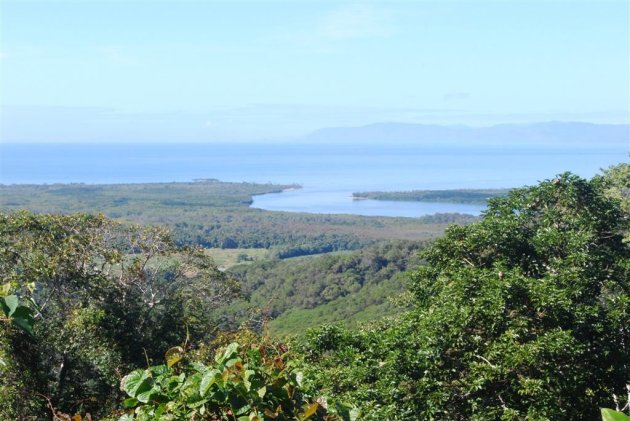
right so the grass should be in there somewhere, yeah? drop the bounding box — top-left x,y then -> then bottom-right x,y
205,248 -> 270,270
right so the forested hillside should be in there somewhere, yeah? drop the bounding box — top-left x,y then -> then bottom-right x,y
226,241 -> 427,334
0,213 -> 240,418
0,163 -> 628,420
298,166 -> 630,420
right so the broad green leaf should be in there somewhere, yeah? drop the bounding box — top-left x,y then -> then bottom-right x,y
10,306 -> 35,335
183,372 -> 203,391
122,398 -> 138,408
121,370 -> 143,396
121,369 -> 153,398
199,369 -> 221,396
0,299 -> 9,318
165,346 -> 184,368
165,373 -> 185,392
190,361 -> 208,373
243,369 -> 255,391
136,389 -> 155,404
118,415 -> 134,421
602,408 -> 630,421
149,364 -> 170,376
236,404 -> 252,416
184,373 -> 207,407
216,342 -> 239,364
2,295 -> 19,316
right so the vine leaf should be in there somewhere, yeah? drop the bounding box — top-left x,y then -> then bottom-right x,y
601,409 -> 630,421
121,369 -> 153,398
165,346 -> 184,368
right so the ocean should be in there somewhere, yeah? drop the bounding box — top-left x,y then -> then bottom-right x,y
0,142 -> 626,217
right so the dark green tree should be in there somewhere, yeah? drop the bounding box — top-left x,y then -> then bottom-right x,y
301,171 -> 630,420
0,211 -> 238,419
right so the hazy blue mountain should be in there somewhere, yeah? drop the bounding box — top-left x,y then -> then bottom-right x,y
302,121 -> 630,147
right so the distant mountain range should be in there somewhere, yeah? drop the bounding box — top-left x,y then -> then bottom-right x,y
302,121 -> 630,146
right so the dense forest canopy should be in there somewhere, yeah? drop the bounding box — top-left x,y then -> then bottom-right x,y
300,167 -> 630,420
0,181 -> 474,257
0,214 -> 239,418
0,163 -> 628,420
225,240 -> 427,334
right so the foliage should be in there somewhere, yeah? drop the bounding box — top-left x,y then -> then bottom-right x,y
353,188 -> 510,204
0,181 -> 475,256
0,290 -> 38,418
0,293 -> 35,336
597,162 -> 630,210
0,180 -> 298,210
300,171 -> 630,420
4,164 -> 629,419
595,162 -> 630,241
602,408 -> 630,421
118,341 -> 326,421
226,241 -> 426,334
603,381 -> 630,420
0,211 -> 239,419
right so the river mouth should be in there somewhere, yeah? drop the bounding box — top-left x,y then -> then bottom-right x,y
250,187 -> 486,217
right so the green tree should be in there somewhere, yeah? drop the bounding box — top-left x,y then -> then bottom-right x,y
596,162 -> 630,241
0,211 -> 238,419
301,172 -> 630,420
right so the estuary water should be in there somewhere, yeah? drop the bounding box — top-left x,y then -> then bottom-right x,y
0,142 -> 626,217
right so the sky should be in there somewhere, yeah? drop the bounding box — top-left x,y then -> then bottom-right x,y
0,0 -> 629,143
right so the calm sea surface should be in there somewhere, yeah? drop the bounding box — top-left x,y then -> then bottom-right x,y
0,142 -> 626,217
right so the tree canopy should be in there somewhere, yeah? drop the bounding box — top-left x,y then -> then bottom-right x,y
0,212 -> 238,418
301,170 -> 630,420
2,165 -> 629,420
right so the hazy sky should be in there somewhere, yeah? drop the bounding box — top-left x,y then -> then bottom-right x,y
1,0 -> 628,142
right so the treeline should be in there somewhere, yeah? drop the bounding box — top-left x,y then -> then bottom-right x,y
172,220 -> 367,253
164,209 -> 472,256
0,180 -> 299,211
353,188 -> 510,204
171,212 -> 468,257
0,181 -> 476,257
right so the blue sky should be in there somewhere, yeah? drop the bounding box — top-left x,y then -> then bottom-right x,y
1,0 -> 628,142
